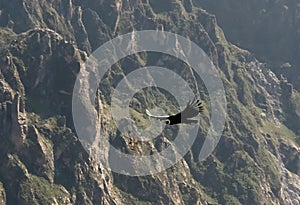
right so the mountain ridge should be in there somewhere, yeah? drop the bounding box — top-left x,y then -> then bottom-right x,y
0,0 -> 299,204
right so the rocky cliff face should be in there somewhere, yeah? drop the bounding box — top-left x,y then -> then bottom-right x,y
0,0 -> 299,204
197,0 -> 300,91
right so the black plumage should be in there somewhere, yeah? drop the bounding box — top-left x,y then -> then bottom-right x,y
146,98 -> 203,125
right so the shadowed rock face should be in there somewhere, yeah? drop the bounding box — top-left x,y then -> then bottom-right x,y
0,92 -> 27,149
0,0 -> 299,204
197,0 -> 300,91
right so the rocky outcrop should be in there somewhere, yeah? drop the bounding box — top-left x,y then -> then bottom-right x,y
21,125 -> 55,182
279,140 -> 300,175
0,92 -> 27,149
0,154 -> 29,203
10,93 -> 27,148
262,134 -> 300,204
0,182 -> 6,205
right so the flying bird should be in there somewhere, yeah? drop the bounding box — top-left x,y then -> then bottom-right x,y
146,98 -> 204,125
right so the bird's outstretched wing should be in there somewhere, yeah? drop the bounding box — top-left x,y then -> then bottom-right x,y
180,98 -> 203,119
145,109 -> 169,121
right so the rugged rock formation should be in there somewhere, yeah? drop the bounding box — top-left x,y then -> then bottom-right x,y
0,182 -> 6,205
0,92 -> 27,149
0,0 -> 299,204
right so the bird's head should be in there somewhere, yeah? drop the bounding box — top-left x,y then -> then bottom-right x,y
165,119 -> 170,125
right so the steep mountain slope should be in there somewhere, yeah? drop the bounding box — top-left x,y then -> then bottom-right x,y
196,0 -> 300,91
0,0 -> 299,204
